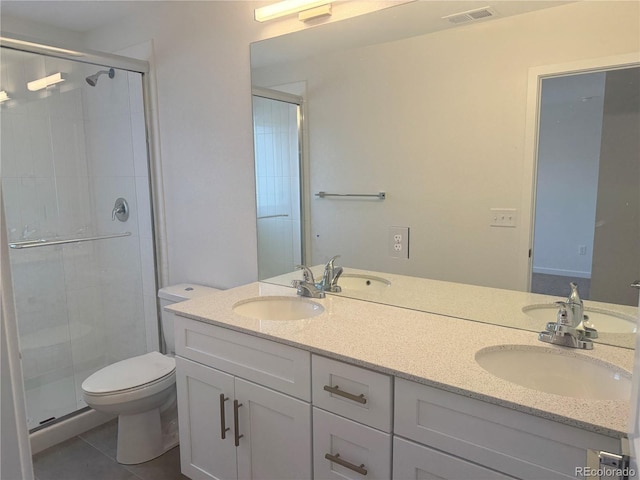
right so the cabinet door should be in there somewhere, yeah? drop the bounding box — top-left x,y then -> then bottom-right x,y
313,408 -> 391,480
393,437 -> 517,480
235,378 -> 312,480
176,357 -> 237,480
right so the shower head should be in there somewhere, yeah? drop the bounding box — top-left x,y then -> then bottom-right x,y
86,68 -> 115,87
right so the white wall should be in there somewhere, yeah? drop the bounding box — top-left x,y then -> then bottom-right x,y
252,1 -> 640,290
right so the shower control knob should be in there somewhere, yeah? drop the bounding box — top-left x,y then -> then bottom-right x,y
112,198 -> 129,222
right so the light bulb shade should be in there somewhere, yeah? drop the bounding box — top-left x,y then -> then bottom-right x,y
0,91 -> 9,103
255,0 -> 332,22
27,72 -> 67,92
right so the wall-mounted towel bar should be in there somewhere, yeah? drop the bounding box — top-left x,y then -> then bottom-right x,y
9,232 -> 132,249
315,191 -> 386,200
257,214 -> 290,220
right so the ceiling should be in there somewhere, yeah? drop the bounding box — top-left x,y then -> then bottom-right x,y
251,1 -> 574,69
1,0 -> 574,38
0,1 -> 152,33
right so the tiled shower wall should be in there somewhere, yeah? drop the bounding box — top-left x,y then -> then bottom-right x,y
253,96 -> 302,280
0,49 -> 157,428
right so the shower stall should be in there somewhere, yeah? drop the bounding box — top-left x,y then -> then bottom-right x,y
0,39 -> 159,432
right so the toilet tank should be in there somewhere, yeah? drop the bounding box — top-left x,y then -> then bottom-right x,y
157,284 -> 219,354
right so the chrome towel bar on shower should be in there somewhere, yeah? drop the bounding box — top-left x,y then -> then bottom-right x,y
257,214 -> 290,220
315,191 -> 386,200
9,232 -> 132,249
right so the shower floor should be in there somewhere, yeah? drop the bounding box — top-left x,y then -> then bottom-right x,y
33,419 -> 188,480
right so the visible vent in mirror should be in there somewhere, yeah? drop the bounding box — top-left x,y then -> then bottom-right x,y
443,7 -> 496,24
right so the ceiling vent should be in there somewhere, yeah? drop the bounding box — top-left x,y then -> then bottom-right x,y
442,7 -> 497,25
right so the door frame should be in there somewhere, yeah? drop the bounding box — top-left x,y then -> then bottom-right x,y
519,52 -> 640,292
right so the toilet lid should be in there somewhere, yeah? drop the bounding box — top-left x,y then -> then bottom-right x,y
82,351 -> 175,394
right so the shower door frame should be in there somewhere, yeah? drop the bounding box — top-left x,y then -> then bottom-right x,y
252,87 -> 308,279
0,33 -> 165,452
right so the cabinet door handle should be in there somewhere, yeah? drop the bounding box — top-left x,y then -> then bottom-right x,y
325,453 -> 368,476
233,400 -> 244,447
219,394 -> 230,439
323,385 -> 367,404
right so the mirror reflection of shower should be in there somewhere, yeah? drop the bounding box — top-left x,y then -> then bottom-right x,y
85,67 -> 115,86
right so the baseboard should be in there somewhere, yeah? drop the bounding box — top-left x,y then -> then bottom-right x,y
532,266 -> 591,279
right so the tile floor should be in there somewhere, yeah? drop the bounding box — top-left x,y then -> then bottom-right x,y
531,272 -> 591,299
32,419 -> 189,480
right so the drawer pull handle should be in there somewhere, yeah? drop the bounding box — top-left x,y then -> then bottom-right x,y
323,385 -> 367,404
325,453 -> 368,476
219,394 -> 230,439
233,400 -> 244,447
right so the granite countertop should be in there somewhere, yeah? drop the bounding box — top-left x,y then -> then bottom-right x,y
168,281 -> 634,438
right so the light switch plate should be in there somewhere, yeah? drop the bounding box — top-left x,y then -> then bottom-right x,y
490,208 -> 517,227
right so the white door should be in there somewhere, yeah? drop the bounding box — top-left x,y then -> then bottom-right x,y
176,357 -> 237,480
235,378 -> 312,480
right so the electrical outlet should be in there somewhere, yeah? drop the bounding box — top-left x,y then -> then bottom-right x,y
389,226 -> 409,259
489,208 -> 517,227
578,245 -> 587,255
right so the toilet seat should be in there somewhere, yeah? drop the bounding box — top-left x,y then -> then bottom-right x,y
82,352 -> 176,406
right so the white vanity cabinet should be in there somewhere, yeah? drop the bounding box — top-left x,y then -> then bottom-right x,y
394,378 -> 622,480
173,311 -> 626,480
175,317 -> 312,480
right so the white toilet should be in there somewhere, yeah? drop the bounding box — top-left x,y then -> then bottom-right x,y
81,284 -> 218,464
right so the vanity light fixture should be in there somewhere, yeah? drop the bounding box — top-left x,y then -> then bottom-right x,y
27,72 -> 67,92
255,0 -> 333,22
0,90 -> 10,103
298,3 -> 332,22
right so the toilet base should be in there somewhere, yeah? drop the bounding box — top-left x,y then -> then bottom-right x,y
116,402 -> 179,465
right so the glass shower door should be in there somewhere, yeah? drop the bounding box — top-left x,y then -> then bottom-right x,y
1,47 -> 157,429
252,94 -> 303,280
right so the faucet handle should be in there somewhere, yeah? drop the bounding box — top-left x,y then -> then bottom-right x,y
295,265 -> 315,283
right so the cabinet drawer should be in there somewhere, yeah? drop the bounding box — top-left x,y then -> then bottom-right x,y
393,436 -> 517,480
175,316 -> 311,401
313,408 -> 391,480
394,378 -> 620,480
312,355 -> 392,432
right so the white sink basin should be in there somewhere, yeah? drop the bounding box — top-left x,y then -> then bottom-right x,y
475,345 -> 631,400
523,304 -> 636,333
338,274 -> 391,291
233,296 -> 324,321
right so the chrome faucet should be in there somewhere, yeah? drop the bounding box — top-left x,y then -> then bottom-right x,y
292,265 -> 325,298
319,255 -> 343,293
538,282 -> 598,349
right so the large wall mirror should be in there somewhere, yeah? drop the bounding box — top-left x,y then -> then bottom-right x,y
250,0 -> 640,347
